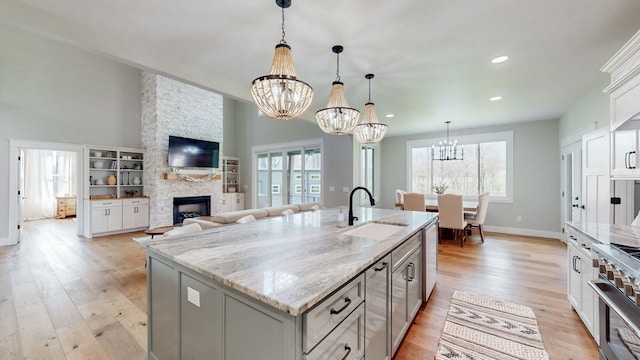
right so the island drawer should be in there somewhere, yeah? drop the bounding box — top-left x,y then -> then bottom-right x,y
303,273 -> 365,353
392,231 -> 421,271
304,303 -> 364,360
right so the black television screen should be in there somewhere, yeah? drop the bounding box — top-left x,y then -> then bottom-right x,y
168,136 -> 220,168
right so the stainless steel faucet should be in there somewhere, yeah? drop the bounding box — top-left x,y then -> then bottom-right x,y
349,186 -> 376,226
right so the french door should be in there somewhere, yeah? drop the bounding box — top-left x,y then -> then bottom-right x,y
256,146 -> 321,208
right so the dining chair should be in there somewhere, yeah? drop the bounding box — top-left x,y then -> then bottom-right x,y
438,194 -> 468,247
395,189 -> 408,209
465,192 -> 489,243
403,193 -> 425,211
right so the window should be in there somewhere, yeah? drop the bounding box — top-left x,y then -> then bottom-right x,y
407,131 -> 513,202
254,140 -> 322,208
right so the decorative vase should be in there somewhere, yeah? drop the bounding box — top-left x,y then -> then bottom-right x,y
107,175 -> 117,185
132,176 -> 141,185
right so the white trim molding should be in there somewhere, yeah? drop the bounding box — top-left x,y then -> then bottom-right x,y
483,225 -> 563,241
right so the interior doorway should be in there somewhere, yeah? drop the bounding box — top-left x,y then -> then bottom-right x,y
561,140 -> 582,229
8,139 -> 85,244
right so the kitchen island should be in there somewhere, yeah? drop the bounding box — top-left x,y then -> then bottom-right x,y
145,207 -> 438,360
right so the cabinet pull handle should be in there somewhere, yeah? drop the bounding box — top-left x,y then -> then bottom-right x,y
340,344 -> 352,360
374,262 -> 388,272
408,262 -> 416,282
581,243 -> 590,251
330,297 -> 351,315
626,152 -> 630,169
572,256 -> 577,273
576,256 -> 581,274
631,151 -> 637,169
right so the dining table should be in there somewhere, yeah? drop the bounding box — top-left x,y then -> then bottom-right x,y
394,198 -> 479,212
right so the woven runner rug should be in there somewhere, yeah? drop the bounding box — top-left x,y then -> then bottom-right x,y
435,291 -> 549,360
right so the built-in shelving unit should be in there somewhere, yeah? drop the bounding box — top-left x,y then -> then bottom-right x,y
84,145 -> 149,238
222,156 -> 243,212
87,147 -> 145,199
222,156 -> 240,193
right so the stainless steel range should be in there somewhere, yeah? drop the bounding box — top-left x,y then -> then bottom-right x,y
591,240 -> 640,360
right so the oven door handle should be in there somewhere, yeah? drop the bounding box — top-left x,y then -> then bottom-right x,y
589,280 -> 640,336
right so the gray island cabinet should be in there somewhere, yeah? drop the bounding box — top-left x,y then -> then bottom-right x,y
146,207 -> 438,360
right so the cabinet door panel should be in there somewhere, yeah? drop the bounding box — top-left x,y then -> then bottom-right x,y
91,208 -> 108,233
180,273 -> 222,360
137,204 -> 150,227
107,206 -> 123,231
612,130 -> 636,174
149,258 -> 179,360
365,255 -> 390,360
407,249 -> 422,320
391,266 -> 408,355
122,206 -> 137,229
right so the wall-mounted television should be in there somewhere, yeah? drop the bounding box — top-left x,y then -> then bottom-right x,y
168,135 -> 220,168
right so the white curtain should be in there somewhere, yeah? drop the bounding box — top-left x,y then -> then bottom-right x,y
23,149 -> 77,220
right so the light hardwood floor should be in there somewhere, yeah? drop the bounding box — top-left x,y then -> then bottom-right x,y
0,219 -> 598,359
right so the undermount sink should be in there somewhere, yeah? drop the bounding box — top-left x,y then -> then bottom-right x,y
342,221 -> 407,240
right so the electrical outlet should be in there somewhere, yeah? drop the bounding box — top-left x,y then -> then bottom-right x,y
343,187 -> 350,193
516,216 -> 522,222
329,186 -> 335,192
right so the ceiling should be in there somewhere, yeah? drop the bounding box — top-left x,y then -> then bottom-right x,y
2,0 -> 640,136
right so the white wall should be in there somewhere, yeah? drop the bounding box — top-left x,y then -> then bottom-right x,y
559,79 -> 610,137
0,24 -> 142,242
380,119 -> 561,238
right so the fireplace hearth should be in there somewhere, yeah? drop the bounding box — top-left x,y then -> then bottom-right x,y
173,196 -> 211,225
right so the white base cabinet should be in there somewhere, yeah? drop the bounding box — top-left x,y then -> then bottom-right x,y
85,198 -> 149,238
221,193 -> 244,213
90,200 -> 123,234
566,225 -> 599,344
122,198 -> 150,230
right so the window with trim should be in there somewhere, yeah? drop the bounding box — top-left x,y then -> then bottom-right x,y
255,143 -> 322,208
407,130 -> 513,201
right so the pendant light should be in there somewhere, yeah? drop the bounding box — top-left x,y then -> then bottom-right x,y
250,0 -> 314,120
353,74 -> 388,144
432,121 -> 464,161
315,45 -> 360,135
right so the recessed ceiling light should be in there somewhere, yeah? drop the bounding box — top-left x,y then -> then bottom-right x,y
386,114 -> 394,118
491,56 -> 509,64
490,96 -> 502,101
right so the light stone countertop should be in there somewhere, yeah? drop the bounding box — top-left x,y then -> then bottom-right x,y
567,221 -> 640,247
146,207 -> 438,315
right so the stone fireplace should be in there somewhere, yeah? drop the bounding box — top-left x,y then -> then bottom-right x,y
173,196 -> 211,225
141,72 -> 224,228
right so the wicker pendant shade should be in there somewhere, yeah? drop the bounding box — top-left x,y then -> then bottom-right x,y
250,0 -> 313,120
353,74 -> 388,144
315,45 -> 360,135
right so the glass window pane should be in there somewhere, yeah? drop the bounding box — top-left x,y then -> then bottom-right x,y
432,144 -> 479,195
411,147 -> 432,193
480,141 -> 507,196
304,148 -> 321,203
257,153 -> 269,208
270,152 -> 283,206
287,150 -> 302,204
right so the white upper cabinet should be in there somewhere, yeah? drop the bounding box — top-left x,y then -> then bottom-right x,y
601,29 -> 640,131
611,129 -> 640,177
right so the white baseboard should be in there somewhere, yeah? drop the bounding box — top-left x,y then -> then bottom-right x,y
0,236 -> 15,247
483,225 -> 563,241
